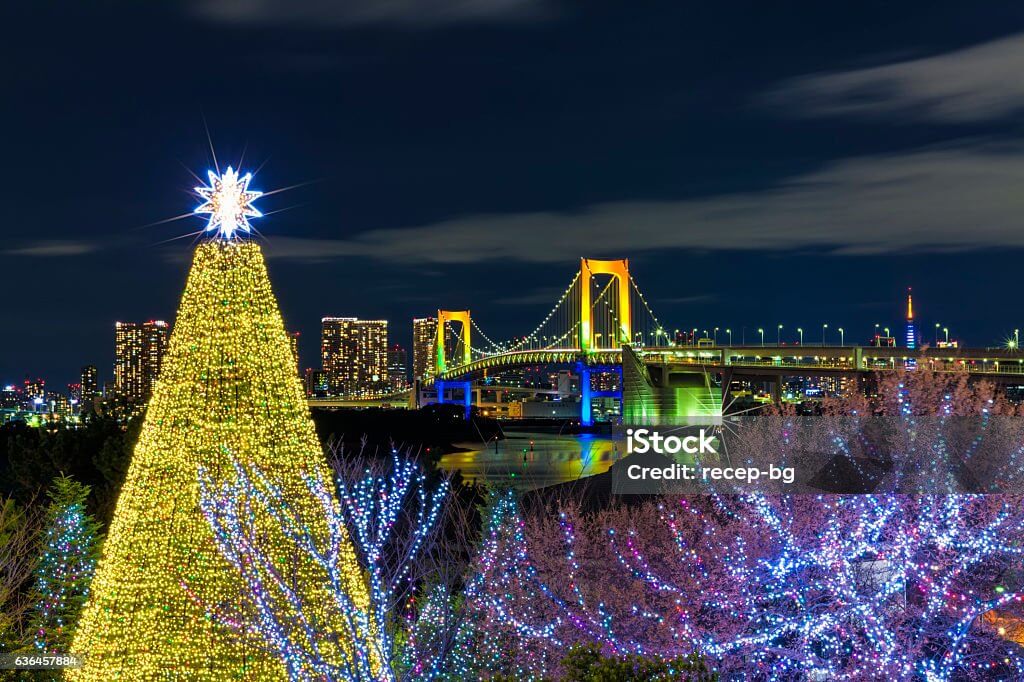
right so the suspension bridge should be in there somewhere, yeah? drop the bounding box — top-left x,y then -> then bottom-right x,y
424,258 -> 688,424
308,258 -> 1024,424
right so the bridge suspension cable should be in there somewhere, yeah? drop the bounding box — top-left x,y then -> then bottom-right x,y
628,271 -> 669,347
438,259 -> 673,372
469,270 -> 583,354
474,275 -> 619,355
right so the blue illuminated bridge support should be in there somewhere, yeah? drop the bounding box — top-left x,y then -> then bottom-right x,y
435,379 -> 473,420
577,362 -> 623,427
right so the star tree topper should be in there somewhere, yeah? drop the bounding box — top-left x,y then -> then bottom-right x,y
194,166 -> 263,239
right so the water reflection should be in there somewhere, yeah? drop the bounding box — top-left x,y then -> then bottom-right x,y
438,432 -> 621,491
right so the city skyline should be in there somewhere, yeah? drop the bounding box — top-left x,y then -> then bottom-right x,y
5,2 -> 1024,386
1,280 -> 1012,393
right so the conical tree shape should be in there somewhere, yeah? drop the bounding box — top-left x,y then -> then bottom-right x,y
70,242 -> 369,679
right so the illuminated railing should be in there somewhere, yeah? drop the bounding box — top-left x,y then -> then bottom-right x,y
916,360 -> 1024,375
431,344 -> 1024,380
307,389 -> 412,403
731,359 -> 855,369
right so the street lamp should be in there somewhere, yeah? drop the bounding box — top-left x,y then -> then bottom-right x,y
884,327 -> 890,339
713,327 -> 719,345
822,324 -> 828,346
935,323 -> 940,345
726,328 -> 732,345
797,327 -> 803,345
838,327 -> 844,346
943,327 -> 949,343
777,324 -> 783,346
758,327 -> 765,347
1016,329 -> 1020,350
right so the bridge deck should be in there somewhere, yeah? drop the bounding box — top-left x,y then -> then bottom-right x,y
310,345 -> 1024,406
429,345 -> 1024,383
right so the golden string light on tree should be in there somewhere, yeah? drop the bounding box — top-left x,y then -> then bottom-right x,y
69,168 -> 370,679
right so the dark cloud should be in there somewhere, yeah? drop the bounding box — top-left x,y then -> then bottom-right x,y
765,33 -> 1024,123
190,0 -> 554,27
256,142 -> 1024,263
3,241 -> 99,257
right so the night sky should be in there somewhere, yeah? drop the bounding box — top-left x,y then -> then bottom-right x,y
5,1 -> 1024,388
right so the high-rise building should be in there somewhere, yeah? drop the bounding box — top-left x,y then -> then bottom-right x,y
81,365 -> 98,402
412,317 -> 438,381
114,320 -> 170,403
49,392 -> 71,417
24,377 -> 45,404
304,368 -> 329,398
320,317 -> 389,396
1,385 -> 21,410
287,331 -> 301,374
387,344 -> 408,391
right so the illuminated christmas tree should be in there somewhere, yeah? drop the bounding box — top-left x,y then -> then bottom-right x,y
70,168 -> 369,679
27,476 -> 99,654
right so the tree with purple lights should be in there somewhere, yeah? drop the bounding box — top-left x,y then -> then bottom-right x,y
821,368 -> 1024,494
462,491 -> 1024,680
453,370 -> 1024,680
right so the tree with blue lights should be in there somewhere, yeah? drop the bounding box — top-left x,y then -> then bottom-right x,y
461,491 -> 1024,680
453,370 -> 1024,680
198,451 -> 474,681
27,476 -> 100,654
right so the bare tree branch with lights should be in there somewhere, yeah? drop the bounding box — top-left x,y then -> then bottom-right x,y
198,447 -> 479,681
461,491 -> 1024,681
0,496 -> 40,651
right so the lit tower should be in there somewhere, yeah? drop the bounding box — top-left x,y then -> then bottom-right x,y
70,167 -> 369,679
905,288 -> 917,349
